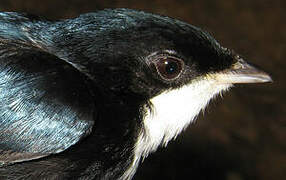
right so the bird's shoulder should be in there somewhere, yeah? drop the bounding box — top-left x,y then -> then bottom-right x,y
0,37 -> 96,166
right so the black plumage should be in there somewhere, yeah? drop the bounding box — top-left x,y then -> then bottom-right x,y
0,9 -> 271,179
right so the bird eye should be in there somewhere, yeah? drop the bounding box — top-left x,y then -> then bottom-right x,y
154,57 -> 184,80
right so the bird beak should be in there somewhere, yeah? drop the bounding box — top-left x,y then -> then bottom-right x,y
213,59 -> 272,84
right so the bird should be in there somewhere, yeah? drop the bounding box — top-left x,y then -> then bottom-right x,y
0,8 -> 271,180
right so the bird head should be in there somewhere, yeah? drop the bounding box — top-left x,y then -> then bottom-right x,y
8,9 -> 271,179
40,8 -> 272,158
46,9 -> 270,101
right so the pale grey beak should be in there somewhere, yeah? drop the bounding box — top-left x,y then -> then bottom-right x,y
214,59 -> 272,84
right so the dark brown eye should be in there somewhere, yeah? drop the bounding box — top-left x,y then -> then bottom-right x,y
154,57 -> 184,80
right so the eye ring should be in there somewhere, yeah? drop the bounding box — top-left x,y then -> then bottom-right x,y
153,56 -> 184,81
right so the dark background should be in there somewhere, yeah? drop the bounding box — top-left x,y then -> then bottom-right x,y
0,0 -> 284,179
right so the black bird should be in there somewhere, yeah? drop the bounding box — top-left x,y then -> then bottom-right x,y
0,8 -> 271,179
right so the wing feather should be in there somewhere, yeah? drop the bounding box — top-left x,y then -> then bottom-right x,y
0,41 -> 96,165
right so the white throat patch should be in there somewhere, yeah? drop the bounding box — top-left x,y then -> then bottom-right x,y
120,77 -> 232,180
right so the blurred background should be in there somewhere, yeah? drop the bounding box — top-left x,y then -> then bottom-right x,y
0,0 -> 284,179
